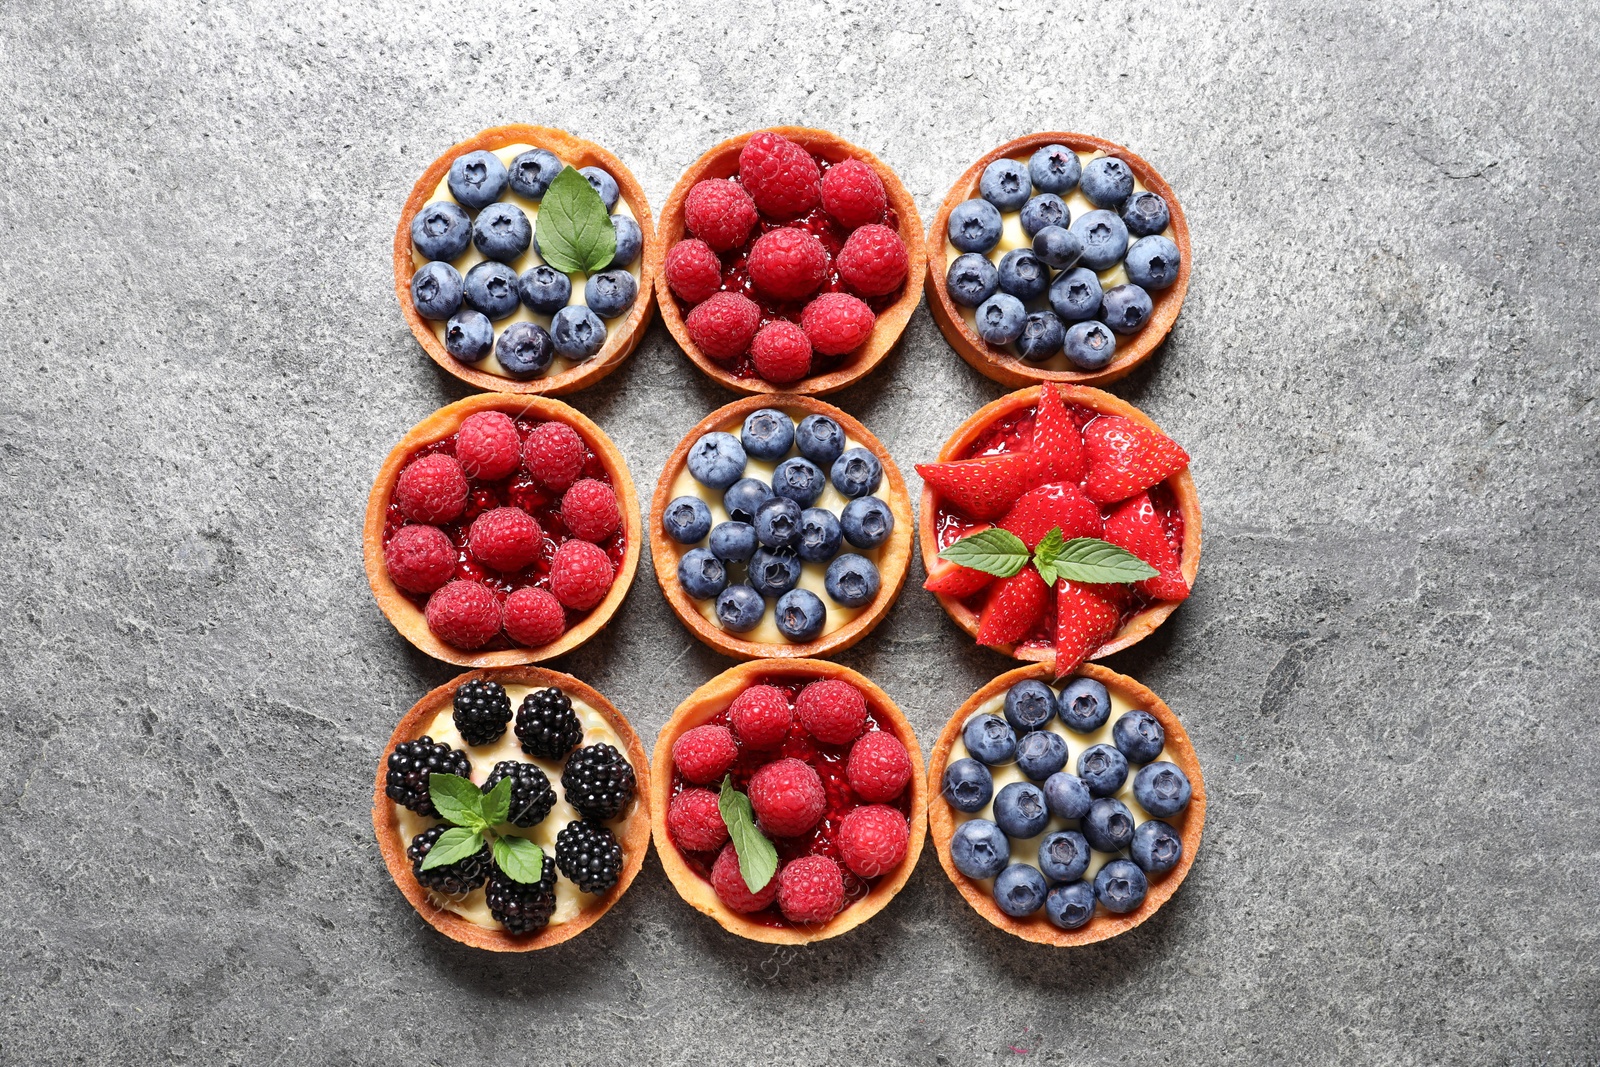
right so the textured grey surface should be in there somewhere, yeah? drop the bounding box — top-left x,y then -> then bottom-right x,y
2,0 -> 1597,1063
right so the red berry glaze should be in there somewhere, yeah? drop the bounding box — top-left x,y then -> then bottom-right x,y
728,685 -> 793,749
748,757 -> 826,838
664,238 -> 724,305
750,320 -> 812,383
395,454 -> 468,524
738,132 -> 822,218
684,178 -> 759,252
502,586 -> 566,647
383,523 -> 456,595
836,804 -> 909,878
523,421 -> 586,492
711,841 -> 779,913
668,788 -> 729,853
747,227 -> 828,302
672,724 -> 739,785
424,581 -> 502,650
454,411 -> 522,481
561,478 -> 621,543
795,678 -> 867,745
819,158 -> 886,229
777,855 -> 845,924
845,731 -> 912,803
686,291 -> 762,364
800,292 -> 875,357
835,224 -> 908,297
547,539 -> 615,611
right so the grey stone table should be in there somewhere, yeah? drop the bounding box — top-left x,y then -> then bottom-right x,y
3,1 -> 1596,1063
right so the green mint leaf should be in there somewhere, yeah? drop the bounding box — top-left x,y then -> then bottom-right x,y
491,835 -> 544,885
1049,537 -> 1160,584
480,776 -> 512,827
418,826 -> 484,871
718,774 -> 777,895
1032,527 -> 1069,586
534,166 -> 617,274
428,773 -> 487,830
937,527 -> 1031,578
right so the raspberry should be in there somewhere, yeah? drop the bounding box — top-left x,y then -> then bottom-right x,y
523,421 -> 585,492
547,539 -> 614,611
747,227 -> 828,302
384,524 -> 456,594
748,757 -> 826,838
777,855 -> 845,924
820,158 -> 887,229
454,411 -> 522,481
664,238 -> 724,304
750,320 -> 812,384
800,293 -> 876,356
683,178 -> 758,252
728,684 -> 793,749
560,479 -> 620,543
836,224 -> 909,297
795,678 -> 868,745
667,788 -> 729,852
395,453 -> 468,524
685,291 -> 760,364
672,724 -> 738,785
424,580 -> 502,649
845,730 -> 912,802
738,132 -> 821,218
502,586 -> 565,647
836,804 -> 909,878
467,506 -> 543,572
710,841 -> 778,913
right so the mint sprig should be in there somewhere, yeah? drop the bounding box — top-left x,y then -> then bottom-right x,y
718,774 -> 778,895
534,166 -> 617,274
936,528 -> 1030,577
939,527 -> 1158,585
418,772 -> 543,884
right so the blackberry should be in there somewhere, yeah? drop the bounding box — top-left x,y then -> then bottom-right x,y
515,687 -> 584,760
482,760 -> 557,827
555,820 -> 624,895
406,825 -> 491,895
485,857 -> 559,935
453,679 -> 513,746
385,737 -> 472,816
561,743 -> 637,821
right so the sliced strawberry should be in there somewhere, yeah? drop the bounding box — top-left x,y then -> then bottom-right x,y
924,524 -> 997,599
1054,580 -> 1123,675
1030,384 -> 1087,483
975,566 -> 1050,648
998,481 -> 1103,550
917,452 -> 1037,521
1081,416 -> 1190,505
1104,492 -> 1190,602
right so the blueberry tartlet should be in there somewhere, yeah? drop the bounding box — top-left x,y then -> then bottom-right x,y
928,662 -> 1204,946
374,666 -> 650,951
927,133 -> 1190,387
394,125 -> 657,395
649,127 -> 926,395
363,394 -> 640,666
649,658 -> 927,944
651,395 -> 914,660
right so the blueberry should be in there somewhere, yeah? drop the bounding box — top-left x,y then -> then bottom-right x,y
947,199 -> 1003,254
1094,858 -> 1148,914
662,496 -> 713,544
715,584 -> 765,632
708,521 -> 757,562
447,150 -> 508,210
962,714 -> 1017,766
495,322 -> 555,379
831,447 -> 882,498
747,548 -> 801,599
444,310 -> 493,362
1003,682 -> 1056,733
1032,225 -> 1083,272
946,252 -> 1000,307
1122,191 -> 1171,238
1020,194 -> 1070,237
551,305 -> 607,359
463,261 -> 521,320
974,293 -> 1027,346
796,507 -> 842,563
740,408 -> 794,461
771,457 -> 825,507
411,201 -> 472,261
753,496 -> 802,550
1045,880 -> 1097,930
1043,772 -> 1093,821
1058,678 -> 1112,732
978,158 -> 1031,212
1063,321 -> 1117,370
677,547 -> 727,600
1112,710 -> 1166,765
508,148 -> 561,200
585,270 -> 638,319
840,496 -> 893,549
1037,830 -> 1091,884
993,781 -> 1050,839
1029,144 -> 1082,194
1081,157 -> 1134,208
824,554 -> 880,608
1082,797 -> 1136,853
609,214 -> 643,268
472,202 -> 532,263
950,819 -> 1010,880
722,478 -> 772,525
1077,744 -> 1130,797
941,757 -> 994,813
997,249 -> 1050,302
579,167 -> 620,212
794,414 -> 846,467
1101,284 -> 1153,336
1125,235 -> 1181,292
1131,819 -> 1183,874
1132,762 -> 1192,818
1069,209 -> 1130,271
411,261 -> 464,320
1017,311 -> 1065,362
993,864 -> 1049,917
686,432 -> 747,490
1016,731 -> 1069,781
1049,266 -> 1103,322
774,588 -> 827,642
518,264 -> 572,315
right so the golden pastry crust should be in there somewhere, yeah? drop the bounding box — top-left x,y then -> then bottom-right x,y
372,665 -> 652,952
650,394 -> 914,660
917,384 -> 1201,665
363,393 -> 640,667
649,659 -> 927,944
647,127 -> 926,396
393,125 -> 657,396
925,132 -> 1191,388
927,662 -> 1205,946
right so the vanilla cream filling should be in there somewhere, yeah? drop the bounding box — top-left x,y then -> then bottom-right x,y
392,685 -> 632,930
413,143 -> 641,379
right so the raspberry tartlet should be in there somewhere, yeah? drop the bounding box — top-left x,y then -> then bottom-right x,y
650,659 -> 926,943
651,395 -> 914,660
918,384 -> 1200,672
374,666 -> 650,951
395,125 -> 657,395
927,133 -> 1190,387
363,394 -> 640,666
928,662 -> 1203,946
649,128 -> 926,395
